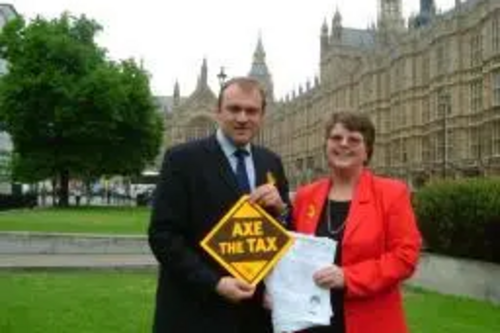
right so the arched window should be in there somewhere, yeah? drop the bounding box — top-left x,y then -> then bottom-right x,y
185,116 -> 216,142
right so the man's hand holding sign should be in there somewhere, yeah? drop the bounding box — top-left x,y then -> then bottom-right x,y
249,172 -> 288,216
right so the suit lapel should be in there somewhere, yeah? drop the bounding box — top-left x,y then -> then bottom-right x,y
203,135 -> 240,196
343,170 -> 373,241
295,179 -> 330,234
251,146 -> 267,187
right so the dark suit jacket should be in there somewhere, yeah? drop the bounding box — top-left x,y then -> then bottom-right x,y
148,135 -> 290,333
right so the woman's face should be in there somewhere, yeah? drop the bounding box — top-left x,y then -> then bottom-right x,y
326,123 -> 368,172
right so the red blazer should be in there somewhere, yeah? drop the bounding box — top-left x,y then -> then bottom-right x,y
292,169 -> 421,333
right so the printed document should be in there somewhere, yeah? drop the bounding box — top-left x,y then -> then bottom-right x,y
265,232 -> 337,332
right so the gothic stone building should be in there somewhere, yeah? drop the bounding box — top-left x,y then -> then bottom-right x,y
164,0 -> 500,190
163,37 -> 275,151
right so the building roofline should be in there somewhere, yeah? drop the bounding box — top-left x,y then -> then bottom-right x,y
0,4 -> 19,17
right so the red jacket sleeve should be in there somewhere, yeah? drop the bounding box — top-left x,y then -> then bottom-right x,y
343,186 -> 422,299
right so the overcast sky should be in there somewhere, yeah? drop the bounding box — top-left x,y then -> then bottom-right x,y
10,0 -> 456,98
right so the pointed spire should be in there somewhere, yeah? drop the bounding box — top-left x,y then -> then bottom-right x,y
248,33 -> 274,102
321,18 -> 329,57
331,8 -> 342,42
199,58 -> 208,87
174,80 -> 180,97
321,18 -> 328,35
253,32 -> 266,63
333,7 -> 342,26
173,80 -> 180,107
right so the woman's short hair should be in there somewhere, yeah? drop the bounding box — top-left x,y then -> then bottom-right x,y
324,111 -> 376,164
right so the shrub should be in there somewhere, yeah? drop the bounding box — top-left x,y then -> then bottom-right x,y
0,193 -> 37,211
413,177 -> 500,264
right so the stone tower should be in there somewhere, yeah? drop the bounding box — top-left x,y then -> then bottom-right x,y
378,0 -> 404,31
320,19 -> 329,58
331,8 -> 342,43
248,35 -> 274,103
414,0 -> 436,28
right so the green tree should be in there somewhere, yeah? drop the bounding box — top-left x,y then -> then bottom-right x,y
0,14 -> 163,206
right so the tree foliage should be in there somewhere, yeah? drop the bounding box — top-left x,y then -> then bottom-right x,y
0,13 -> 163,205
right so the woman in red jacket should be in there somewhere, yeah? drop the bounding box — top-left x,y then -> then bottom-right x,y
292,112 -> 421,333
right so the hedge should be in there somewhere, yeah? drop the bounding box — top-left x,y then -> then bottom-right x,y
413,177 -> 500,264
0,193 -> 37,211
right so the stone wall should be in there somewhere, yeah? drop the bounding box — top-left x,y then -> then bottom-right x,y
408,252 -> 500,305
0,232 -> 151,255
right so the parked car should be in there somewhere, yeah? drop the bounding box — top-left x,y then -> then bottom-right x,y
136,187 -> 155,207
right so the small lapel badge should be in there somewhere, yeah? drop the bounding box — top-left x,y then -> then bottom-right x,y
266,171 -> 276,185
307,204 -> 316,219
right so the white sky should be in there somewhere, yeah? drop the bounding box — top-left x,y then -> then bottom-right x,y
10,0 -> 456,99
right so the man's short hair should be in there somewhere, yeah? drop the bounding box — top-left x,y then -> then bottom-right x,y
217,77 -> 267,111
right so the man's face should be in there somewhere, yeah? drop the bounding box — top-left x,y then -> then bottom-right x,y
216,84 -> 264,146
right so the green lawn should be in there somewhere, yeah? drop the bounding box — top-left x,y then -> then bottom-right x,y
406,287 -> 500,333
1,271 -> 499,333
0,271 -> 155,333
0,207 -> 151,234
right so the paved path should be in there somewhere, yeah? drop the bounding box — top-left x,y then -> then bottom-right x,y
0,254 -> 157,270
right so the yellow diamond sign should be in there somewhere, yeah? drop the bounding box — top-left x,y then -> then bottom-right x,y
201,195 -> 293,286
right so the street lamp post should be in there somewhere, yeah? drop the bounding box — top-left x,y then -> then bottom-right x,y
440,92 -> 451,179
442,98 -> 447,179
217,66 -> 227,88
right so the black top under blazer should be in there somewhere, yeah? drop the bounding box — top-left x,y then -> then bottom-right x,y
148,134 -> 290,333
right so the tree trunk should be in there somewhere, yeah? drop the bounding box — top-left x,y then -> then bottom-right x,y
51,178 -> 58,207
58,170 -> 70,207
85,180 -> 92,206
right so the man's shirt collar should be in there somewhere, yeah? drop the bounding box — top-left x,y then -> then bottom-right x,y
216,128 -> 251,158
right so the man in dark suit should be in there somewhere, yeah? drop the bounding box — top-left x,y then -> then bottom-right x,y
149,77 -> 290,333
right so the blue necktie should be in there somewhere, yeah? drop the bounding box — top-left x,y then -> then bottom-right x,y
234,149 -> 250,193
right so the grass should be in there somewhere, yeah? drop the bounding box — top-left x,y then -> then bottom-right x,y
1,272 -> 499,333
0,271 -> 155,333
405,287 -> 500,333
0,207 -> 151,234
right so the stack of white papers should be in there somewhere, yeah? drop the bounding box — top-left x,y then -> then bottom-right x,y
265,232 -> 337,332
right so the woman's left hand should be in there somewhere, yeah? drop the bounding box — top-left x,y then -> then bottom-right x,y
313,264 -> 345,290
